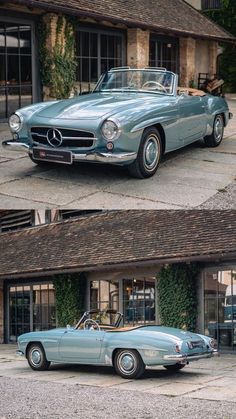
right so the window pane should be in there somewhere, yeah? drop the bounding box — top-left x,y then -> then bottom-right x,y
90,33 -> 98,57
6,24 -> 19,54
20,55 -> 32,83
90,58 -> 98,82
7,55 -> 19,84
19,25 -> 31,54
0,55 -> 6,85
21,84 -> 32,108
7,86 -> 20,115
101,34 -> 108,58
81,32 -> 89,57
0,86 -> 6,118
81,58 -> 89,82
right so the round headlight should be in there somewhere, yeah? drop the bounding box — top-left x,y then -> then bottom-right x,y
9,113 -> 23,132
101,119 -> 121,141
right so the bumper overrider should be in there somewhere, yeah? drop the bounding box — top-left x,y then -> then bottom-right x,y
2,140 -> 137,164
163,350 -> 219,362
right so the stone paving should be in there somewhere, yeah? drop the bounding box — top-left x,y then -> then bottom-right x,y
0,99 -> 235,209
0,344 -> 236,402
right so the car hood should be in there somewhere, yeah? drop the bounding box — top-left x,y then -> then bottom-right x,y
35,92 -> 169,120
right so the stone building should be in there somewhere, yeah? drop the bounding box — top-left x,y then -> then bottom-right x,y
0,210 -> 235,352
0,0 -> 234,120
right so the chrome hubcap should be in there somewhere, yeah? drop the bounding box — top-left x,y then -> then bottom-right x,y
144,135 -> 159,169
31,349 -> 41,365
118,352 -> 136,374
214,116 -> 223,142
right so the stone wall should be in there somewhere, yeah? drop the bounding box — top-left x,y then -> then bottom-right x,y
180,37 -> 218,87
185,0 -> 202,9
127,28 -> 150,68
0,282 -> 4,343
179,37 -> 196,86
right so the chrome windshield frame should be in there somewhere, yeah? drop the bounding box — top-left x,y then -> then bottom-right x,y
94,68 -> 178,96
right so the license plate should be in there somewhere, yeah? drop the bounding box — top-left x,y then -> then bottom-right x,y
32,148 -> 72,164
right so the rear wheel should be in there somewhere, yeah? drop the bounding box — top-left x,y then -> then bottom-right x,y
204,114 -> 224,147
27,343 -> 50,371
114,349 -> 145,379
164,363 -> 186,372
128,127 -> 162,178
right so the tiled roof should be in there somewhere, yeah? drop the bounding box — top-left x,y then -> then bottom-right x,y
7,0 -> 235,41
0,210 -> 235,278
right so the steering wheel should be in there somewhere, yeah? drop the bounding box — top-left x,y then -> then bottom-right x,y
83,318 -> 100,331
142,81 -> 167,93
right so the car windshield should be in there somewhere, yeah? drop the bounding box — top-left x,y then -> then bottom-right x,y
75,310 -> 123,329
95,69 -> 175,95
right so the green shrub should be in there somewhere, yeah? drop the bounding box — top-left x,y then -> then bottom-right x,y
157,263 -> 199,331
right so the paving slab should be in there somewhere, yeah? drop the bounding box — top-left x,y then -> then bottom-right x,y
65,191 -> 183,209
0,193 -> 53,208
0,177 -> 99,206
143,382 -> 205,396
183,385 -> 236,402
0,157 -> 42,185
104,177 -> 217,207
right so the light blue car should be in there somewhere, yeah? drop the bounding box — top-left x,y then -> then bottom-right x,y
17,310 -> 218,379
4,67 -> 232,178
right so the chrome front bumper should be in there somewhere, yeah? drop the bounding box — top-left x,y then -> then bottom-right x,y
2,140 -> 137,164
163,350 -> 219,362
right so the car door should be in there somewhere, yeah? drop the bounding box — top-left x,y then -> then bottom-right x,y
178,94 -> 207,144
58,328 -> 105,362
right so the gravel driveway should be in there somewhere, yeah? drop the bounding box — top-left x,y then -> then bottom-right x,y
0,346 -> 236,419
0,376 -> 235,419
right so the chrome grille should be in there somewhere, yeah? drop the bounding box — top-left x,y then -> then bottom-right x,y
31,127 -> 95,148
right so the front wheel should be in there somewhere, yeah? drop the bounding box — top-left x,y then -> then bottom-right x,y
114,349 -> 145,379
164,363 -> 186,372
128,127 -> 162,178
204,114 -> 224,147
27,343 -> 50,371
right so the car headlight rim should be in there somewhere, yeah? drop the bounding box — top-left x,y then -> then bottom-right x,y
101,118 -> 121,141
8,112 -> 23,133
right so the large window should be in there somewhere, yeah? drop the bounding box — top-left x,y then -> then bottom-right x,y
7,282 -> 55,342
123,278 -> 156,325
0,22 -> 33,119
204,270 -> 236,351
149,36 -> 179,73
75,28 -> 125,93
90,280 -> 119,312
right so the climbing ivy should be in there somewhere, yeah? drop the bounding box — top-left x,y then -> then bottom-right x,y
38,15 -> 77,99
203,0 -> 236,92
52,272 -> 87,327
157,263 -> 200,331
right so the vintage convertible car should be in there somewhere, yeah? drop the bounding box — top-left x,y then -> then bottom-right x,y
16,310 -> 218,379
3,67 -> 232,178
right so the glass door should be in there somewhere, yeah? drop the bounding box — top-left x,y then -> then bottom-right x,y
123,277 -> 156,325
0,22 -> 33,119
204,270 -> 236,351
8,282 -> 55,342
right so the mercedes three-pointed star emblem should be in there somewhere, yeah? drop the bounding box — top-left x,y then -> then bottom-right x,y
46,128 -> 63,147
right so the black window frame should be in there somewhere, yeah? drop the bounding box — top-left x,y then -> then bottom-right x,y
149,35 -> 179,74
75,25 -> 126,93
